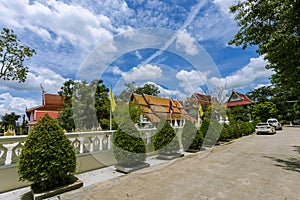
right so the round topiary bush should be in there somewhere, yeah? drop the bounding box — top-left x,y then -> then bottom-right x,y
112,124 -> 147,167
18,114 -> 76,192
204,119 -> 222,146
153,120 -> 180,155
181,120 -> 203,151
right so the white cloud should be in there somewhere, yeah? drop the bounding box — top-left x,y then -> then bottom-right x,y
176,70 -> 208,93
135,50 -> 142,59
209,55 -> 274,89
0,66 -> 67,94
141,82 -> 187,100
0,0 -> 118,48
112,66 -> 123,75
122,64 -> 162,81
176,30 -> 199,55
0,93 -> 38,117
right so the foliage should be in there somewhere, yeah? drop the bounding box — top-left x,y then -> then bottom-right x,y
116,81 -> 136,102
153,120 -> 180,155
129,101 -> 144,124
18,114 -> 76,191
1,112 -> 19,130
181,120 -> 203,151
112,104 -> 146,166
204,119 -> 222,146
0,28 -> 36,82
247,85 -> 300,121
251,102 -> 278,122
58,79 -> 110,130
227,106 -> 250,122
219,123 -> 233,141
57,104 -> 75,132
135,83 -> 160,96
199,119 -> 210,137
229,0 -> 300,99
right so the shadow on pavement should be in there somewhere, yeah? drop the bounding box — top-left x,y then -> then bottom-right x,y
20,191 -> 33,200
264,154 -> 300,173
292,146 -> 300,154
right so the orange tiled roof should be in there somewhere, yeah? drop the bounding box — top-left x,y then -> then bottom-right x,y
225,91 -> 254,107
130,93 -> 196,123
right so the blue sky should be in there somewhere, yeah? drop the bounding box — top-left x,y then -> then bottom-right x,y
0,0 -> 274,117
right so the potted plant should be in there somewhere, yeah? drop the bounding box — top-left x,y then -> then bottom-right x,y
112,104 -> 149,173
18,114 -> 82,199
153,119 -> 183,160
181,120 -> 203,152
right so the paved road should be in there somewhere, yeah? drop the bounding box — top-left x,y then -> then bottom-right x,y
60,127 -> 300,200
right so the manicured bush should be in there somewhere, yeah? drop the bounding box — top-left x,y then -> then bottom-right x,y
181,120 -> 203,151
199,119 -> 210,137
204,119 -> 222,146
245,122 -> 255,134
219,123 -> 230,141
18,114 -> 76,192
112,124 -> 147,167
112,104 -> 146,167
153,120 -> 180,155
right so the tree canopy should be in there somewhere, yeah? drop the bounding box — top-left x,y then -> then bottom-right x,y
57,79 -> 110,131
135,83 -> 160,96
0,28 -> 35,82
229,0 -> 300,98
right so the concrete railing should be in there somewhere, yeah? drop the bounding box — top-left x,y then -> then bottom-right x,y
0,127 -> 183,193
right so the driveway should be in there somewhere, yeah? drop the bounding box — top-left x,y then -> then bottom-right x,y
59,127 -> 300,199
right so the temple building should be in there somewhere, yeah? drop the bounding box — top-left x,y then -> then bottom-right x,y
130,93 -> 196,127
225,90 -> 254,108
26,94 -> 64,129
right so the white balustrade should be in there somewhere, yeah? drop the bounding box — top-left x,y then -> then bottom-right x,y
0,127 -> 183,167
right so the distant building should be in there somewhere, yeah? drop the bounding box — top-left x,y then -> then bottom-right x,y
130,93 -> 196,126
26,94 -> 64,129
191,93 -> 215,105
225,90 -> 254,108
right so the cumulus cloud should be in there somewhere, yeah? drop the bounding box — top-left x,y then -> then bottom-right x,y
0,66 -> 67,94
176,30 -> 199,55
122,64 -> 162,81
0,93 -> 38,117
176,70 -> 208,93
0,0 -> 116,48
209,55 -> 274,89
141,82 -> 187,100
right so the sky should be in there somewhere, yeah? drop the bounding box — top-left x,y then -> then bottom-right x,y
0,0 -> 274,118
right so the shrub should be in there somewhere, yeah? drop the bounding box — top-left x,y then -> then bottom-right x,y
112,104 -> 146,167
204,119 -> 222,146
219,123 -> 231,141
112,124 -> 147,166
153,120 -> 180,155
199,119 -> 210,137
18,114 -> 76,192
181,120 -> 203,151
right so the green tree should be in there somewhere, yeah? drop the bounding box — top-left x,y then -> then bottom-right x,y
58,79 -> 110,130
18,114 -> 76,191
229,0 -> 300,98
116,81 -> 136,102
0,28 -> 35,82
251,102 -> 278,122
227,106 -> 250,122
246,85 -> 274,104
135,83 -> 160,96
1,112 -> 19,131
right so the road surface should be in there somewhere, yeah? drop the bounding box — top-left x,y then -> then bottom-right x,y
60,127 -> 300,200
